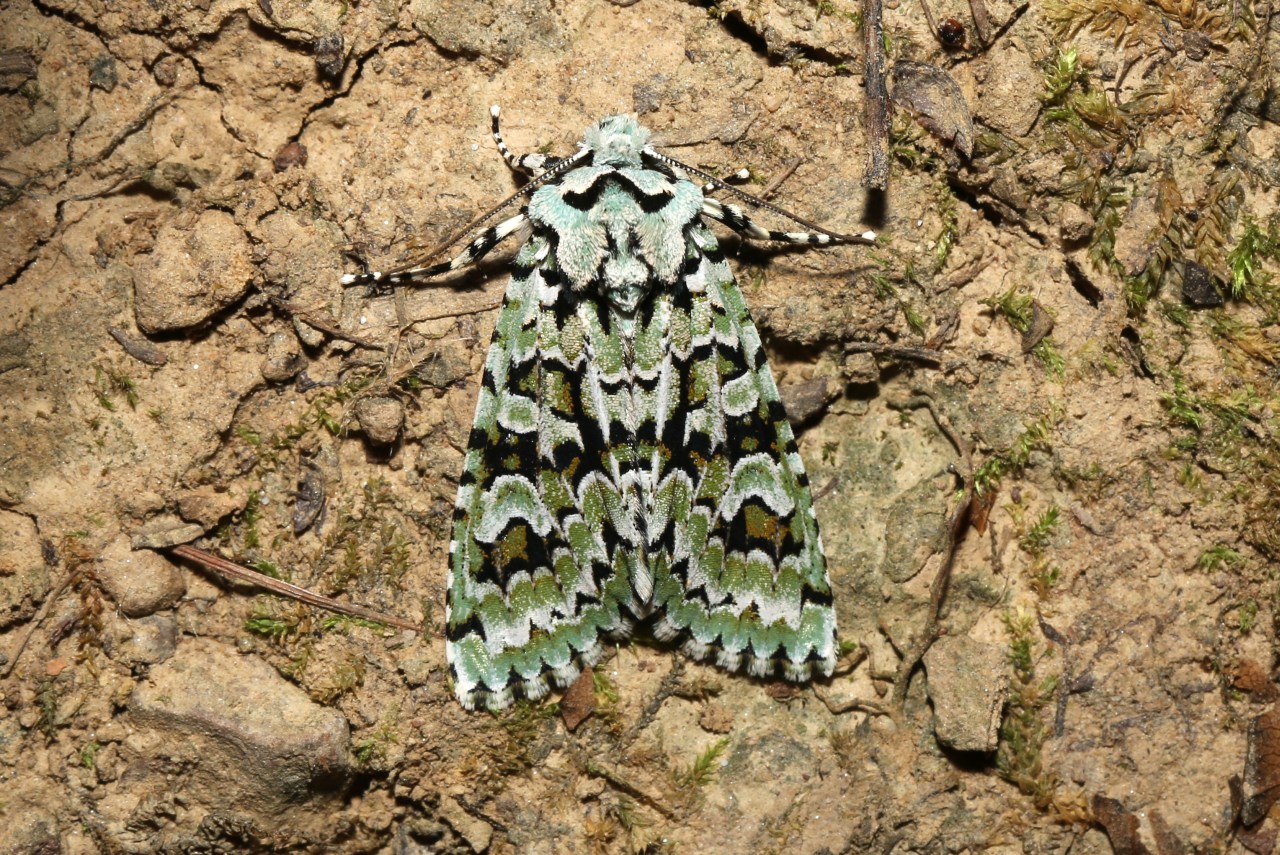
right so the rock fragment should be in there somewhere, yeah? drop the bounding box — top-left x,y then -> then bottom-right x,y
133,210 -> 254,333
261,330 -> 306,382
923,635 -> 1008,752
129,638 -> 352,811
355,396 -> 404,444
99,535 -> 186,617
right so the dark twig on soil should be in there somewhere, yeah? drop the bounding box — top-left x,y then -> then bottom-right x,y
623,657 -> 686,746
813,476 -> 840,502
575,749 -> 677,820
455,795 -> 510,834
760,158 -> 803,199
169,544 -> 420,632
966,0 -> 993,45
0,572 -> 76,679
884,393 -> 975,711
915,0 -> 941,40
268,297 -> 387,350
861,0 -> 890,190
844,341 -> 945,365
108,327 -> 168,366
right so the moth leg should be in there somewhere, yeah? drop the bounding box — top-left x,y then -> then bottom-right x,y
701,197 -> 876,245
490,105 -> 563,176
340,212 -> 530,288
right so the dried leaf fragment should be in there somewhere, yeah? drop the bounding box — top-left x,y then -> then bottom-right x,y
1091,795 -> 1152,855
560,665 -> 596,731
891,60 -> 975,158
1243,707 -> 1280,825
293,463 -> 326,536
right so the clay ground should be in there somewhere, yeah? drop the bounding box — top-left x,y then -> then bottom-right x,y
1,0 -> 1279,852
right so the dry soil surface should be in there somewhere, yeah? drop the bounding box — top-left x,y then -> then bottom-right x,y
2,0 -> 1279,853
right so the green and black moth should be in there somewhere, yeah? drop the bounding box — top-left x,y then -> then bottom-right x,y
343,109 -> 876,711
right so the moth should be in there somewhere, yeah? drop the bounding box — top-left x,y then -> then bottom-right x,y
343,108 -> 876,710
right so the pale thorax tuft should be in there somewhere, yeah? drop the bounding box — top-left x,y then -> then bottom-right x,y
582,115 -> 650,167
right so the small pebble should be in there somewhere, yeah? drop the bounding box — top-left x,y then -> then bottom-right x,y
355,397 -> 403,444
98,536 -> 186,617
260,331 -> 305,382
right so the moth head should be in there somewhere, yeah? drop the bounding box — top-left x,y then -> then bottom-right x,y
583,115 -> 650,167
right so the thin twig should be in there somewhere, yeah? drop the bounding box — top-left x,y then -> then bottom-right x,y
0,573 -> 76,679
812,476 -> 840,503
623,657 -> 686,747
108,327 -> 168,366
884,394 -> 975,711
844,341 -> 944,365
578,753 -> 677,820
268,297 -> 387,350
413,297 -> 504,324
809,645 -> 889,715
455,795 -> 510,834
760,158 -> 803,199
916,0 -> 941,38
813,685 -> 891,716
169,545 -> 420,632
862,0 -> 890,190
967,0 -> 994,45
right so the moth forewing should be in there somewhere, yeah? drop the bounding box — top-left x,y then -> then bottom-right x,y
345,110 -> 873,711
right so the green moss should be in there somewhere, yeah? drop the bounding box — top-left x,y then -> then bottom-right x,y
1031,339 -> 1065,378
245,601 -> 303,642
673,738 -> 729,790
1018,506 -> 1061,557
1054,461 -> 1118,502
311,654 -> 366,704
1044,0 -> 1232,48
933,184 -> 958,270
495,700 -> 557,775
996,611 -> 1059,809
1040,46 -> 1081,105
1227,215 -> 1279,300
1196,544 -> 1243,572
236,489 -> 263,550
1238,598 -> 1259,633
324,477 -> 414,594
35,680 -> 61,739
975,404 -> 1061,499
981,286 -> 1035,332
80,740 -> 101,769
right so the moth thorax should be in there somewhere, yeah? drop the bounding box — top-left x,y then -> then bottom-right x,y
601,252 -> 652,314
584,115 -> 650,167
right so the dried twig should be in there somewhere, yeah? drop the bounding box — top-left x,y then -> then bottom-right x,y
760,158 -> 803,199
884,394 -> 975,711
916,0 -> 941,38
967,0 -> 994,45
623,656 -> 686,746
413,297 -> 504,323
862,0 -> 890,189
0,573 -> 76,679
108,327 -> 168,366
844,341 -> 945,365
810,644 -> 891,715
813,685 -> 891,716
268,297 -> 387,350
576,751 -> 677,820
169,544 -> 420,632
